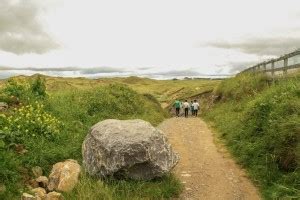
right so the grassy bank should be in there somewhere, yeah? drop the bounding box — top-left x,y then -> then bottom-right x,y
203,73 -> 300,199
0,77 -> 181,199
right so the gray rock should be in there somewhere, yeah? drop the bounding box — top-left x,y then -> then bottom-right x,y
82,119 -> 179,180
0,102 -> 8,111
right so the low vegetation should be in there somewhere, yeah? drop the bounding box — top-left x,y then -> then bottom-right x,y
204,73 -> 300,199
64,173 -> 182,200
0,75 -> 221,106
0,75 -> 182,199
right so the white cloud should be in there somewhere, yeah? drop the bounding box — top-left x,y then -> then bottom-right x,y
0,0 -> 300,78
0,0 -> 59,54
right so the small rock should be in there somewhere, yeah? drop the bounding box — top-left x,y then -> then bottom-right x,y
21,193 -> 36,200
45,191 -> 63,200
36,176 -> 49,188
0,184 -> 6,193
181,173 -> 191,177
31,187 -> 46,199
15,144 -> 28,154
32,166 -> 43,178
0,102 -> 8,111
48,159 -> 81,192
28,179 -> 39,189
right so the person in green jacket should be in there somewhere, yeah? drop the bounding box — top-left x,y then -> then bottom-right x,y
174,99 -> 181,117
190,100 -> 194,116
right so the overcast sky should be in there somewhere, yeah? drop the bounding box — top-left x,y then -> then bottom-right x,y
0,0 -> 300,79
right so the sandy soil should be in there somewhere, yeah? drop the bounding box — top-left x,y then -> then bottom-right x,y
158,117 -> 261,200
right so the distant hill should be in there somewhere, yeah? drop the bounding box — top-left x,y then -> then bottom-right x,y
0,74 -> 221,106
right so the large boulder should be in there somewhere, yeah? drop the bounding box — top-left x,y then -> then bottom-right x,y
82,119 -> 179,180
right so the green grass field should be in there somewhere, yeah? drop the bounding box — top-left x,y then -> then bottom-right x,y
0,75 -> 219,199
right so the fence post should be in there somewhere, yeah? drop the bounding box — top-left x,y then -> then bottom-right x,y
241,50 -> 300,77
284,58 -> 288,75
271,61 -> 275,77
257,65 -> 260,73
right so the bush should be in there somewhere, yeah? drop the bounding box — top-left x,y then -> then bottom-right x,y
30,75 -> 47,99
85,84 -> 144,117
0,103 -> 62,145
1,76 -> 47,106
3,79 -> 28,100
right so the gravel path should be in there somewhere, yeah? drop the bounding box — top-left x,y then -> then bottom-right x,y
158,117 -> 261,200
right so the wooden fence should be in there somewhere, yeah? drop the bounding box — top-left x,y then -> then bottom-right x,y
241,50 -> 300,76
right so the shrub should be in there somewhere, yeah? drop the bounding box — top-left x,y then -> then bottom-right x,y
30,75 -> 47,99
0,102 -> 62,145
85,84 -> 144,117
3,79 -> 28,99
1,76 -> 47,106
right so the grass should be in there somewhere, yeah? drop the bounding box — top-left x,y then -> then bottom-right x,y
0,75 -> 221,106
63,173 -> 182,200
203,73 -> 300,199
0,75 -> 220,199
0,79 -> 182,200
121,77 -> 220,105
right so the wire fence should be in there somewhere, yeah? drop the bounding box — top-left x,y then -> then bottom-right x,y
241,49 -> 300,76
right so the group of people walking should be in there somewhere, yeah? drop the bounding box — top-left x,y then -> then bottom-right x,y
173,99 -> 200,118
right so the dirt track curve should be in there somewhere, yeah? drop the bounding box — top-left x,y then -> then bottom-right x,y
158,117 -> 261,200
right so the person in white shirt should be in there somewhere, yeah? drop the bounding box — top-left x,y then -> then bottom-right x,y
183,100 -> 190,118
192,100 -> 200,117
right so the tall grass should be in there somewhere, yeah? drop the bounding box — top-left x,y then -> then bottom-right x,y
63,173 -> 182,200
214,73 -> 269,101
204,74 -> 300,199
0,81 -> 181,199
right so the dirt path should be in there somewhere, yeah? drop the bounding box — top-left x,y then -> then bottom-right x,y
158,117 -> 261,200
